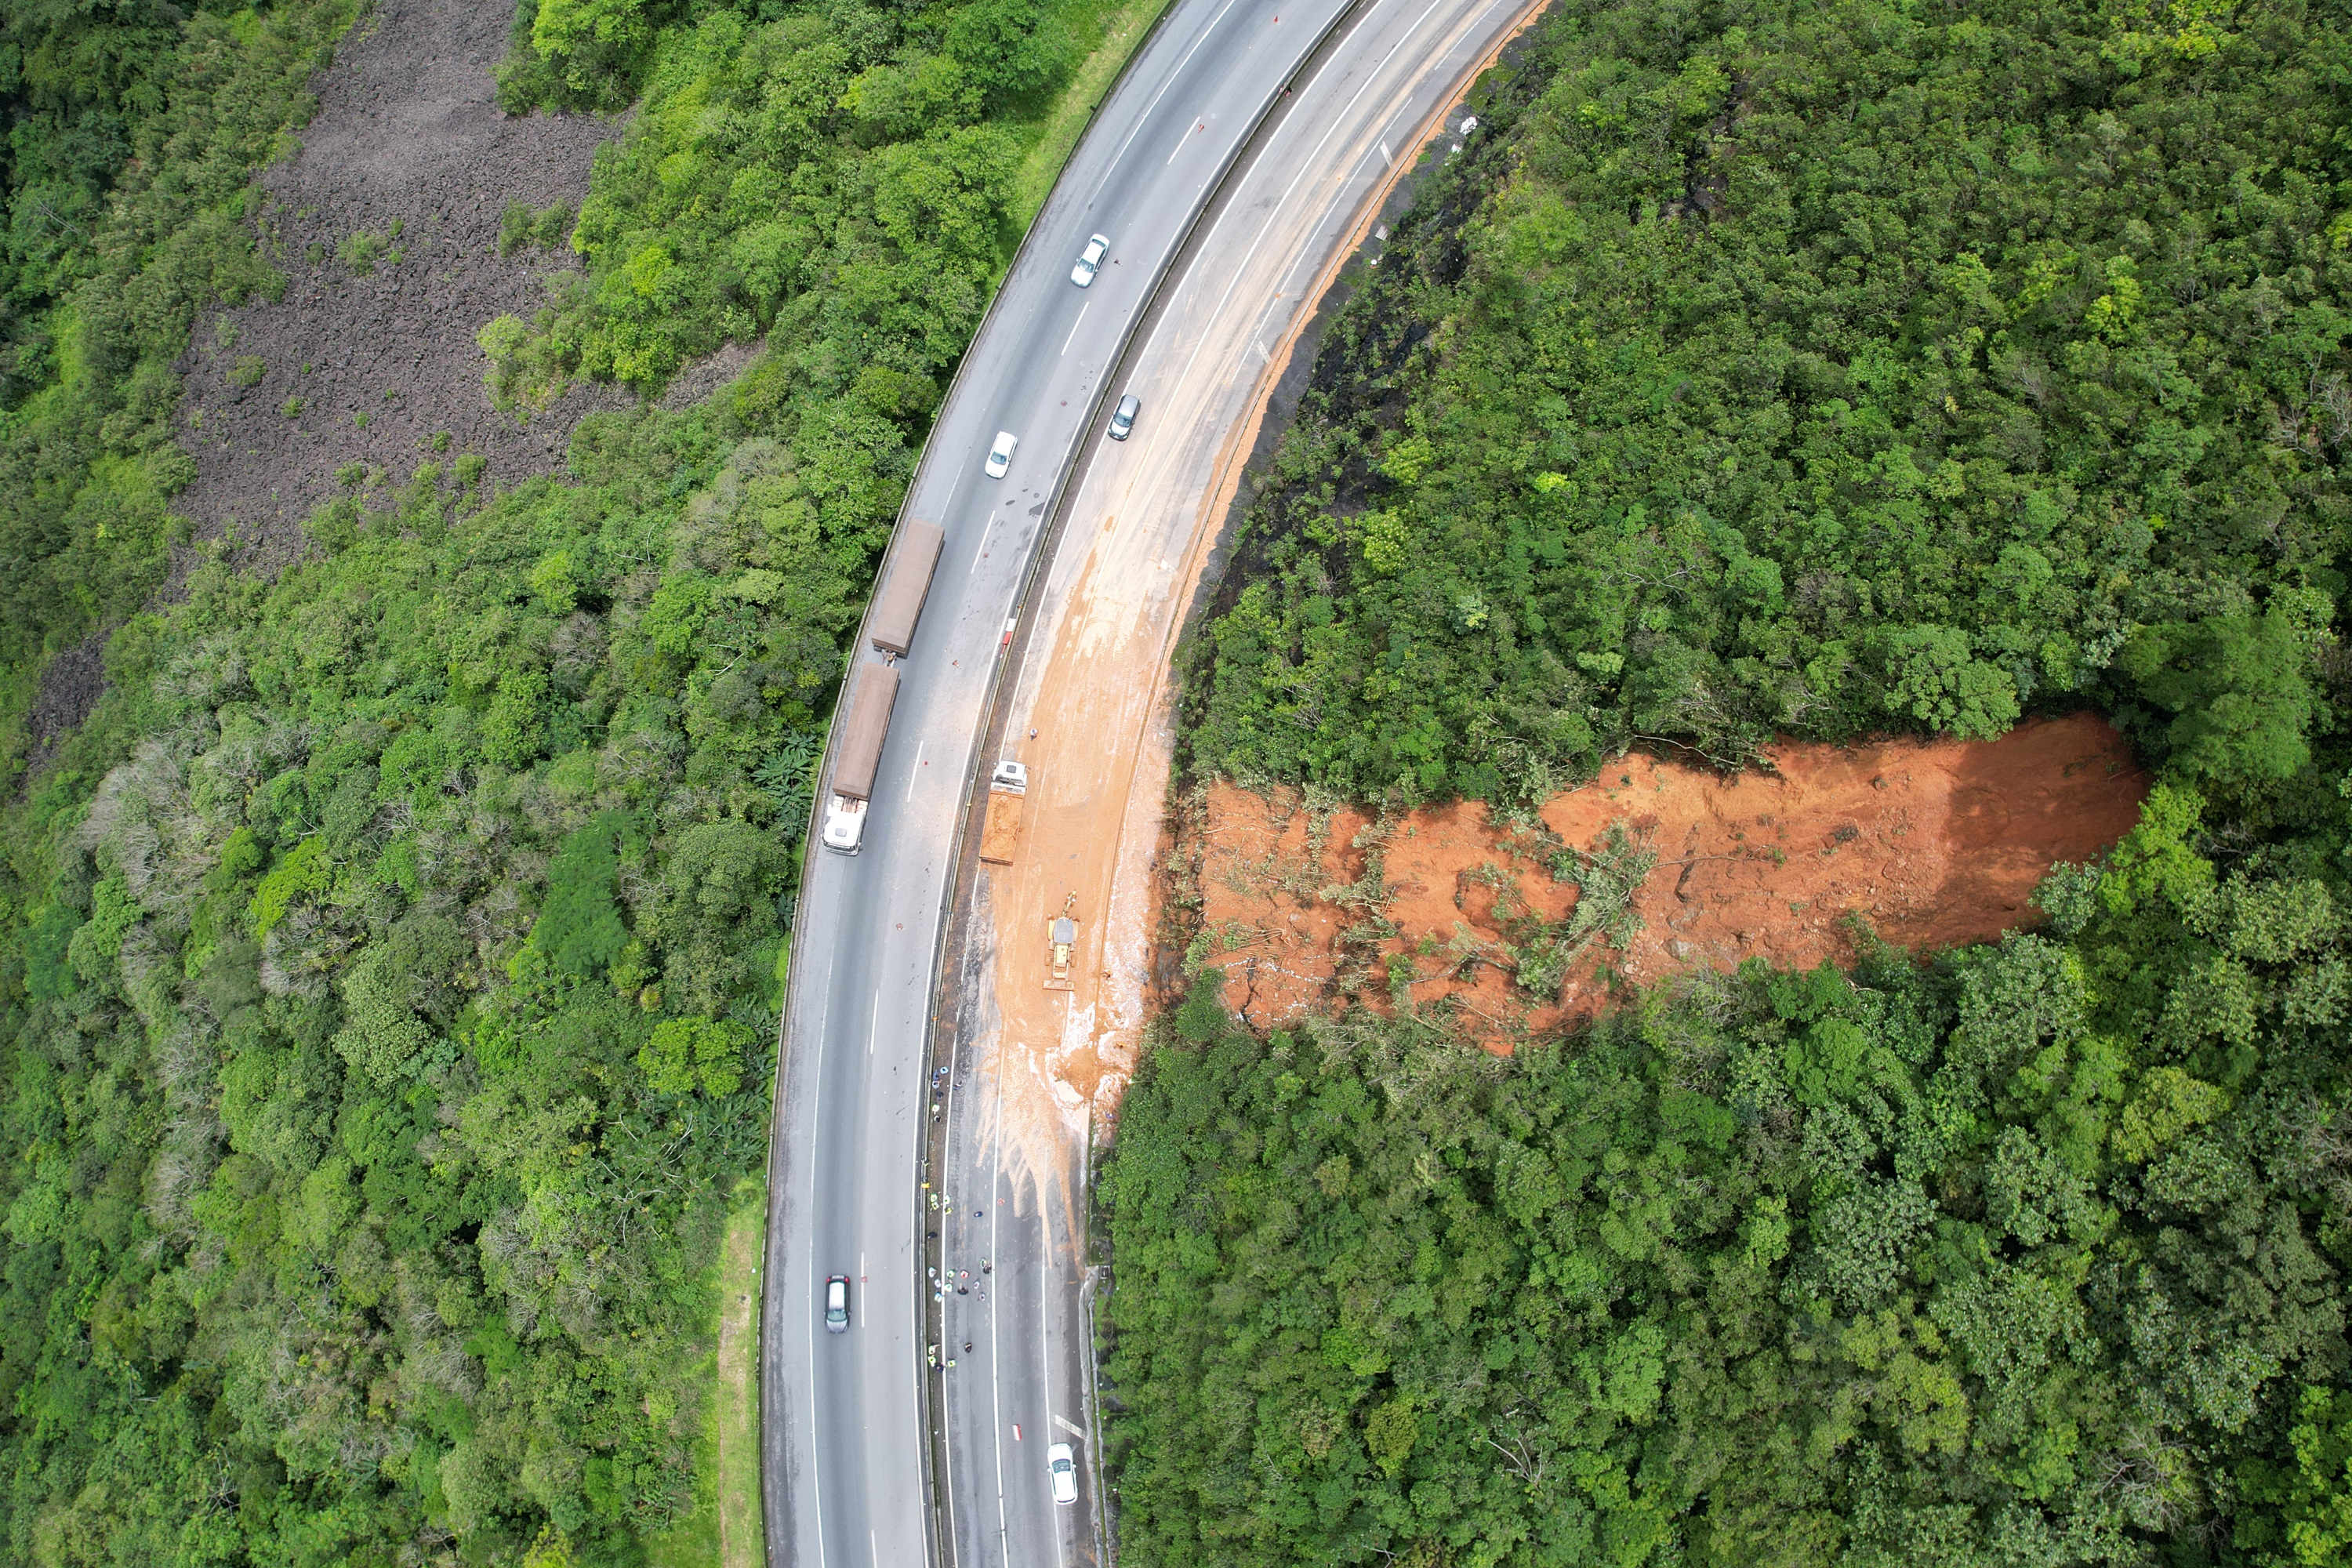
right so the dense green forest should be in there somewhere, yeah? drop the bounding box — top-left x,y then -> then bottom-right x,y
1112,0 -> 2352,1564
1184,0 -> 2348,799
0,0 -> 362,775
1109,824 -> 2352,1565
0,0 -> 1142,1561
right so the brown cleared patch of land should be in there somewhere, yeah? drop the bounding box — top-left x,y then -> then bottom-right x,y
1190,713 -> 2150,1048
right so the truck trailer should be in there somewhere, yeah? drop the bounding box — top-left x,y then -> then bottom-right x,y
821,664 -> 901,855
979,759 -> 1027,866
868,519 -> 946,659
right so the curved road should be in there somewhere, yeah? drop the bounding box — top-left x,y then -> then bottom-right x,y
938,2 -> 1534,1564
760,1 -> 1535,1564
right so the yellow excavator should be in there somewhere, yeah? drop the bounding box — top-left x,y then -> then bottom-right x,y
1045,894 -> 1077,992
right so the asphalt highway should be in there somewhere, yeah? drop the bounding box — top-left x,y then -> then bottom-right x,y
939,5 -> 1536,1568
760,1 -> 1535,1564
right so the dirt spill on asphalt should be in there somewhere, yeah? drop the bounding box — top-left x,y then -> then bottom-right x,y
970,521 -> 1177,1196
1185,713 -> 2149,1048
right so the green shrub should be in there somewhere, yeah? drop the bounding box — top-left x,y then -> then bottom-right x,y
336,228 -> 384,273
499,198 -> 578,256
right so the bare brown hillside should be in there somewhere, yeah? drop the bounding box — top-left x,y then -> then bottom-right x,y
1188,712 -> 2149,1049
170,0 -> 630,578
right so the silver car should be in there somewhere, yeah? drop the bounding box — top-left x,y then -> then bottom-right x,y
824,1276 -> 850,1333
1069,233 -> 1109,286
1108,394 -> 1140,441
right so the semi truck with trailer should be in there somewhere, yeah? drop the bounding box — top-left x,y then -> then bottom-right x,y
818,517 -> 945,855
868,520 -> 945,658
821,664 -> 901,855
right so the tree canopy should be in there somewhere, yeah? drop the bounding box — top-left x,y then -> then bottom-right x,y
1106,788 -> 2352,1564
0,0 -> 1145,1559
1118,1 -> 2352,1563
1182,0 -> 2351,803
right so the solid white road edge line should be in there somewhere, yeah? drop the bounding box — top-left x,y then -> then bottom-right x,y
808,982 -> 829,1568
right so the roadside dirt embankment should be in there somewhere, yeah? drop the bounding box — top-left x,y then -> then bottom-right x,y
1189,712 -> 2150,1049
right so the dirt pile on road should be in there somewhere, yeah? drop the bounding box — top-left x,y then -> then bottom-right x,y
170,0 -> 631,576
1189,713 -> 2148,1048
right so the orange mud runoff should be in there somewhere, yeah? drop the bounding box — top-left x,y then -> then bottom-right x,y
1196,713 -> 2150,1051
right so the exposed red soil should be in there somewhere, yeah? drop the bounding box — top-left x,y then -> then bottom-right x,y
1194,713 -> 2149,1050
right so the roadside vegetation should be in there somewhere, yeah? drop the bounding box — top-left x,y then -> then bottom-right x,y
1112,0 -> 2352,1563
0,0 -> 363,778
0,0 -> 1159,1562
648,1179 -> 767,1568
1184,0 -> 2347,799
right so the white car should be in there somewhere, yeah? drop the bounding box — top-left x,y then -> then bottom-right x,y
1069,233 -> 1109,286
985,430 -> 1017,477
1047,1442 -> 1078,1505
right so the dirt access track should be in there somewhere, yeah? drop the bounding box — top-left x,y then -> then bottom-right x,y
1192,713 -> 2150,1047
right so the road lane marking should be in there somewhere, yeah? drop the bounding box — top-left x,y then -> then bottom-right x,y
1170,0 -> 1454,403
1094,0 -> 1245,188
920,1069 -> 948,1568
1166,117 -> 1204,165
1043,1200 -> 1065,1568
1054,1414 -> 1086,1439
870,993 -> 880,1056
906,740 -> 927,802
970,515 -> 998,577
1061,301 -> 1091,357
870,1529 -> 878,1568
808,1009 -> 829,1568
1379,140 -> 1393,165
